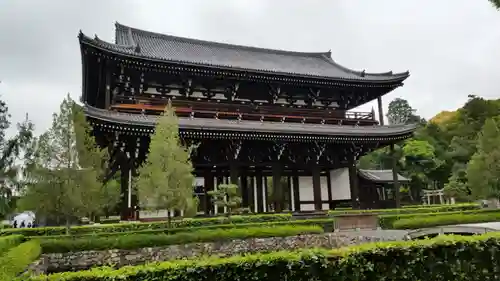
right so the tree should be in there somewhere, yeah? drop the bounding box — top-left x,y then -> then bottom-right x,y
386,98 -> 424,125
467,118 -> 500,200
17,94 -> 116,231
135,101 -> 197,226
0,89 -> 35,218
489,0 -> 500,10
208,183 -> 242,218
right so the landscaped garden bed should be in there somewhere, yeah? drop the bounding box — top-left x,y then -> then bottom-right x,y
20,231 -> 500,281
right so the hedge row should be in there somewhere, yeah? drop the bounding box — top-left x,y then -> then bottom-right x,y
393,211 -> 500,229
1,213 -> 292,237
379,208 -> 500,229
0,235 -> 24,253
37,225 -> 324,253
38,218 -> 335,240
328,202 -> 478,216
25,233 -> 500,281
4,203 -> 478,237
0,240 -> 41,280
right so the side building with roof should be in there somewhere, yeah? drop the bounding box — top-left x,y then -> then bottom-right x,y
78,22 -> 416,220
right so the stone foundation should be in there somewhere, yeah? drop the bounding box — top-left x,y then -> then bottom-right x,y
29,232 -> 403,274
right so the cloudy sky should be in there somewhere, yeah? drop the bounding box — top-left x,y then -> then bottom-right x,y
0,0 -> 499,135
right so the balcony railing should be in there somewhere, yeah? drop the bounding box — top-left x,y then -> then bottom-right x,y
109,101 -> 377,126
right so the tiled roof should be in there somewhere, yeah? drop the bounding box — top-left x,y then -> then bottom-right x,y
78,22 -> 410,82
358,169 -> 410,183
84,105 -> 416,137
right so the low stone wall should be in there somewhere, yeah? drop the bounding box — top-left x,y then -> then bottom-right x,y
29,232 -> 403,274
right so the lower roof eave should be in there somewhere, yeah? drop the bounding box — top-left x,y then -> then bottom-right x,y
84,105 -> 417,140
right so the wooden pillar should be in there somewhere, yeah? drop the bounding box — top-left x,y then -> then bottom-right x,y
326,169 -> 334,210
216,170 -> 225,214
229,163 -> 239,186
264,175 -> 269,212
286,176 -> 292,211
241,174 -> 249,208
203,170 -> 214,215
391,143 -> 401,208
255,170 -> 264,213
292,172 -> 300,212
348,153 -> 360,209
248,176 -> 255,212
377,96 -> 384,125
272,164 -> 284,213
312,165 -> 322,211
104,63 -> 111,109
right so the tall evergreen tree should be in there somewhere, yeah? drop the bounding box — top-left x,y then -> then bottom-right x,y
467,118 -> 500,199
18,94 -> 118,230
135,101 -> 197,226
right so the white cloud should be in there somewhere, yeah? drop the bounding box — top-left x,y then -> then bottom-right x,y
1,0 -> 499,133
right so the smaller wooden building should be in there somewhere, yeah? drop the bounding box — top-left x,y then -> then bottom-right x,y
358,169 -> 410,209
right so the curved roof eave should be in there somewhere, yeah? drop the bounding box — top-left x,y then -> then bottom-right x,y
78,31 -> 409,85
83,105 -> 417,137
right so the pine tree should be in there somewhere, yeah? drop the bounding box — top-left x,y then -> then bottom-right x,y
208,183 -> 242,218
136,101 -> 197,226
467,118 -> 500,200
18,94 -> 118,231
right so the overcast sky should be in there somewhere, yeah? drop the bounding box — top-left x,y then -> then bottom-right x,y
1,0 -> 499,135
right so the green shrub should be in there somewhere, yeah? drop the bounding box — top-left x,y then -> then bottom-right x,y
38,218 -> 335,240
379,208 -> 500,229
24,233 -> 500,281
329,203 -> 479,216
393,211 -> 500,229
0,235 -> 24,253
38,225 -> 323,253
0,240 -> 41,280
1,213 -> 293,237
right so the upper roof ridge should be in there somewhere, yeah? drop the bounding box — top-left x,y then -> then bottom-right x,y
115,22 -> 331,58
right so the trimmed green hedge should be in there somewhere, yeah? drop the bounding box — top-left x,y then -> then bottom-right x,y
379,208 -> 500,229
0,240 -> 41,280
0,235 -> 24,253
1,204 -> 479,237
1,214 -> 292,237
24,233 -> 500,281
329,203 -> 478,216
393,211 -> 500,229
38,218 -> 335,240
38,225 -> 324,253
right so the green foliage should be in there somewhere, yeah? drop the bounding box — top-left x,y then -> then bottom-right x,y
37,225 -> 323,253
16,94 -> 115,228
0,240 -> 41,280
0,213 -> 293,237
490,0 -> 500,9
208,184 -> 242,217
328,202 -> 478,216
38,218 -> 335,240
386,97 -> 424,125
467,118 -> 500,199
136,101 -> 197,222
379,208 -> 499,229
25,233 -> 500,281
393,211 -> 500,229
0,235 -> 23,253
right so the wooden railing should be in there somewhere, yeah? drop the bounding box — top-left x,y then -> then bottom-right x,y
109,101 -> 377,126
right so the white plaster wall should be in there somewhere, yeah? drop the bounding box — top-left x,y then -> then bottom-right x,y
329,168 -> 351,200
140,177 -> 205,218
299,176 -> 330,211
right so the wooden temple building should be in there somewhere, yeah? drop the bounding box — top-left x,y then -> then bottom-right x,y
78,23 -> 416,219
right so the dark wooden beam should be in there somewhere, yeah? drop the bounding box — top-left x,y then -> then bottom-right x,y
255,170 -> 264,213
377,96 -> 384,125
292,172 -> 300,212
326,169 -> 333,210
348,153 -> 360,209
312,165 -> 322,211
203,170 -> 214,215
272,164 -> 284,212
391,143 -> 401,208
